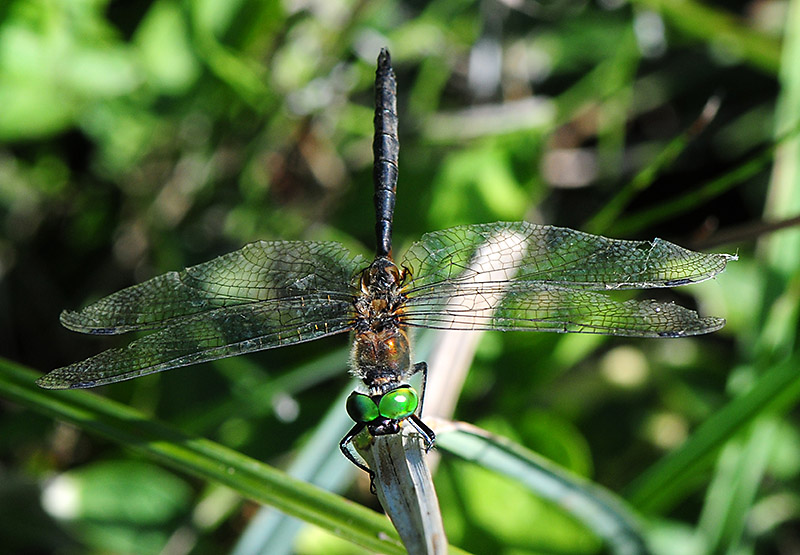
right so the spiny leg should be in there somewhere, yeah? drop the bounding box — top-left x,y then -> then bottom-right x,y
407,414 -> 436,452
407,361 -> 435,451
340,423 -> 376,484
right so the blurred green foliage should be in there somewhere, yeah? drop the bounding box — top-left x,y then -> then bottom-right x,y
1,0 -> 797,553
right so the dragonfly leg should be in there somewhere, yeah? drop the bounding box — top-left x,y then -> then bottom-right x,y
340,423 -> 378,492
407,414 -> 436,453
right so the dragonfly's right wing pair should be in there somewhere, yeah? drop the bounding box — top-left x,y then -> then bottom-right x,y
401,221 -> 734,338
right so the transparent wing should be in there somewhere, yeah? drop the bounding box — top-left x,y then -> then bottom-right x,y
403,282 -> 724,337
38,297 -> 354,388
40,241 -> 365,389
400,222 -> 733,337
60,241 -> 366,334
401,222 -> 733,291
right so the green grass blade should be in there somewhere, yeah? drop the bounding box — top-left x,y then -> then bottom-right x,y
232,385 -> 357,555
434,420 -> 648,555
624,356 -> 800,513
697,418 -> 780,552
765,0 -> 800,273
0,357 -> 408,554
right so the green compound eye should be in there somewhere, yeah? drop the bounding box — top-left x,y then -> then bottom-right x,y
378,387 -> 419,420
346,392 -> 379,423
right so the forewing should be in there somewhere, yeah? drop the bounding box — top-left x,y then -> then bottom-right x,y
38,295 -> 354,388
61,241 -> 366,333
401,222 -> 733,292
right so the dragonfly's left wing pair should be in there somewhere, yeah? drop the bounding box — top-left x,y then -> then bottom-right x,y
38,242 -> 365,389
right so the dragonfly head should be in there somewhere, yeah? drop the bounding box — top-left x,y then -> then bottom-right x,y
346,386 -> 419,437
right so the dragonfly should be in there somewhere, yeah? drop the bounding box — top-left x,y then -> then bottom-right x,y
38,49 -> 733,481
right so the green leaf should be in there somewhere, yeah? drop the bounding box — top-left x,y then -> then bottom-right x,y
44,460 -> 192,524
134,0 -> 201,95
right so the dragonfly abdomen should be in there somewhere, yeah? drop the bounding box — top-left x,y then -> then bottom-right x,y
373,48 -> 399,258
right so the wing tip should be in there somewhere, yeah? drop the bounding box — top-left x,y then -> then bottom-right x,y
38,362 -> 101,389
36,372 -> 71,390
60,309 -> 120,335
712,251 -> 737,274
657,316 -> 726,338
37,374 -> 99,389
701,315 -> 727,334
59,309 -> 78,329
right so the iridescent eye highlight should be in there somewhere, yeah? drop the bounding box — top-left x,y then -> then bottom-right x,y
378,387 -> 419,420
